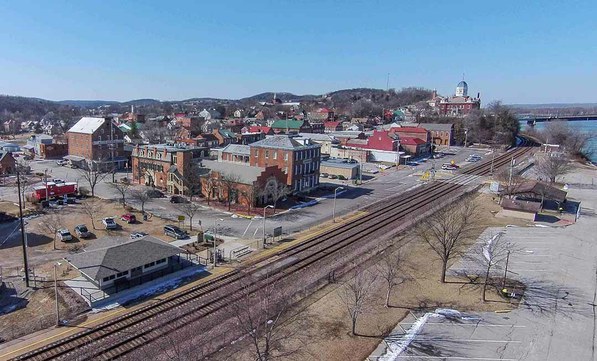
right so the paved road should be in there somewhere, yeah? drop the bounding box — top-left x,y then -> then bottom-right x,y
1,147 -> 487,241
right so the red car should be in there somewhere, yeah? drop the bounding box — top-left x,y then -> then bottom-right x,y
120,214 -> 137,224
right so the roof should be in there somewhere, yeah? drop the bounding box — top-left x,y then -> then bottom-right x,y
250,135 -> 318,150
218,128 -> 236,138
68,117 -> 107,134
321,160 -> 359,170
199,133 -> 218,142
201,160 -> 264,184
248,126 -> 272,134
66,236 -> 182,281
270,119 -> 304,130
324,121 -> 341,128
501,198 -> 542,213
221,144 -> 250,156
400,137 -> 427,146
297,133 -> 336,142
391,126 -> 428,134
0,151 -> 15,162
407,123 -> 454,131
457,81 -> 468,88
511,181 -> 567,202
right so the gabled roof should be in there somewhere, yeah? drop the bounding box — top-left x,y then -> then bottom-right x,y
248,126 -> 272,134
0,151 -> 15,162
501,198 -> 542,213
270,119 -> 304,130
199,133 -> 218,142
511,181 -> 567,202
324,121 -> 341,128
66,236 -> 182,281
218,128 -> 236,138
68,117 -> 107,134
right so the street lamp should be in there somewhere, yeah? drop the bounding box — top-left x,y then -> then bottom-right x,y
263,205 -> 274,246
213,219 -> 223,267
464,128 -> 469,148
333,187 -> 344,223
54,261 -> 62,326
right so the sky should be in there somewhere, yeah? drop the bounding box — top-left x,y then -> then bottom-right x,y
1,0 -> 596,104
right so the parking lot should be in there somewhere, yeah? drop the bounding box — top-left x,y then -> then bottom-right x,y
370,184 -> 597,361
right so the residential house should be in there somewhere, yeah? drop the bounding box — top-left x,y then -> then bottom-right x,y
213,128 -> 237,147
323,121 -> 343,133
246,126 -> 274,135
270,119 -> 312,134
0,151 -> 16,175
297,133 -> 338,155
66,117 -> 126,170
238,131 -> 265,145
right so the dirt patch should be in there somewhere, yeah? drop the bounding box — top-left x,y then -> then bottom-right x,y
211,193 -> 532,361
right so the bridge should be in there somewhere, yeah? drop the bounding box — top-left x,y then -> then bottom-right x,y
518,114 -> 597,124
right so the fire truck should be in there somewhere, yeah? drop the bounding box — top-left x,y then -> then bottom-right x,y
30,182 -> 78,201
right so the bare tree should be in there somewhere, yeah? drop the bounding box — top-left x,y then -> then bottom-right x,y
495,168 -> 525,200
338,268 -> 377,336
261,177 -> 290,214
77,162 -> 109,197
240,183 -> 261,215
476,231 -> 515,302
535,154 -> 573,183
80,198 -> 102,230
41,211 -> 63,250
417,195 -> 479,283
232,277 -> 310,361
202,174 -> 218,206
542,121 -> 593,157
130,189 -> 152,214
174,200 -> 202,231
220,173 -> 241,211
109,178 -> 132,207
376,250 -> 405,308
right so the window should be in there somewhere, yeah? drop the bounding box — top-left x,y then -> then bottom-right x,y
284,153 -> 288,161
132,266 -> 142,272
102,275 -> 116,282
254,150 -> 259,158
144,261 -> 156,268
265,150 -> 269,159
273,151 -> 277,160
116,271 -> 128,278
156,258 -> 167,264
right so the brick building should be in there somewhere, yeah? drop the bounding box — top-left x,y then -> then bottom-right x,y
416,123 -> 454,146
199,160 -> 288,208
131,144 -> 205,195
436,81 -> 481,116
249,135 -> 321,193
66,117 -> 126,170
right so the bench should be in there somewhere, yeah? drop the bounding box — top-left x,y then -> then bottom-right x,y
230,246 -> 252,260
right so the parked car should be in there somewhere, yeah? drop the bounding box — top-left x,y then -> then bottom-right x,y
146,189 -> 165,198
74,224 -> 91,238
52,178 -> 65,184
164,225 -> 188,239
320,173 -> 329,178
121,213 -> 137,223
130,232 -> 148,240
56,160 -> 67,166
441,164 -> 459,171
57,228 -> 73,242
102,217 -> 117,230
169,195 -> 187,204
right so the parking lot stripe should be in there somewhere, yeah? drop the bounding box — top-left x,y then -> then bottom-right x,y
398,323 -> 525,328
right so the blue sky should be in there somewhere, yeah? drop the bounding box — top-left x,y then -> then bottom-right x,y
1,0 -> 596,104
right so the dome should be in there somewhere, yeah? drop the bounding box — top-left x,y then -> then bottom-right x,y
455,81 -> 468,97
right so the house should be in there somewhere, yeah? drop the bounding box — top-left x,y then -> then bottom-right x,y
199,160 -> 287,208
499,198 -> 542,221
197,133 -> 220,148
246,126 -> 274,135
399,137 -> 429,156
320,159 -> 360,180
131,143 -> 205,195
270,119 -> 312,134
297,133 -> 338,155
0,151 -> 16,175
65,236 -> 185,291
66,117 -> 126,170
213,128 -> 237,147
324,121 -> 343,133
219,144 -> 251,164
238,131 -> 265,145
416,123 -> 454,146
343,130 -> 400,163
308,108 -> 334,122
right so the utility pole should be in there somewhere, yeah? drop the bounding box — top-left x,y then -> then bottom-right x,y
502,250 -> 511,289
464,128 -> 469,148
508,157 -> 515,197
16,168 -> 30,287
54,263 -> 60,326
110,118 -> 115,183
263,205 -> 274,246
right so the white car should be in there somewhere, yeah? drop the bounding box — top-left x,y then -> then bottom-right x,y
57,228 -> 73,242
102,217 -> 117,230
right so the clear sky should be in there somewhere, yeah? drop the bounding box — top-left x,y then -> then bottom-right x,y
1,0 -> 596,104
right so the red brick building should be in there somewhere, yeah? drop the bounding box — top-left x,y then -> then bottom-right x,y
66,117 -> 126,170
346,130 -> 398,151
436,81 -> 481,116
324,121 -> 343,133
131,144 -> 204,195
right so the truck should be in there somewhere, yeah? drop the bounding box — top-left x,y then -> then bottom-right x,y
30,182 -> 78,201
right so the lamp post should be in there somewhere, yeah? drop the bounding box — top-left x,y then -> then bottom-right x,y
213,219 -> 223,267
464,128 -> 469,148
54,262 -> 62,326
333,187 -> 344,223
263,205 -> 274,246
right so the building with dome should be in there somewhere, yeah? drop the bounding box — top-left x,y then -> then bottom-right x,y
435,80 -> 481,116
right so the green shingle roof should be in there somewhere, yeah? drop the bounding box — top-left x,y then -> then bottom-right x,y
271,119 -> 304,130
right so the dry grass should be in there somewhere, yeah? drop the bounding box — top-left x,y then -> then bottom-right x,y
213,193 -> 531,361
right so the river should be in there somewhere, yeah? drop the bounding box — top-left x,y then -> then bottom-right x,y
520,120 -> 597,163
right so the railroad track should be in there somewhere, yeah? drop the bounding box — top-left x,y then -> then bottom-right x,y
9,141 -> 537,361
